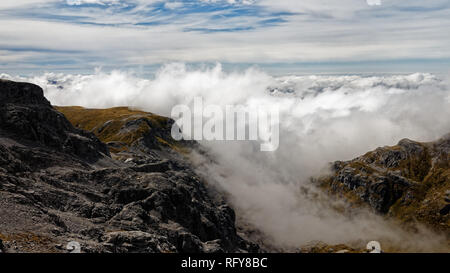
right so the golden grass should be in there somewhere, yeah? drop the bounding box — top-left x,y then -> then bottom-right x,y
55,106 -> 186,154
0,232 -> 57,253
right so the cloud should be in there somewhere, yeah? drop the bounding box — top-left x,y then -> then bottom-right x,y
0,1 -> 55,9
367,0 -> 381,6
3,64 -> 450,250
164,1 -> 183,10
201,0 -> 255,5
66,0 -> 117,5
0,0 -> 449,72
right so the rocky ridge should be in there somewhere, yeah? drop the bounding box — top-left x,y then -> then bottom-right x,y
316,134 -> 450,233
0,79 -> 258,253
1,79 -> 448,253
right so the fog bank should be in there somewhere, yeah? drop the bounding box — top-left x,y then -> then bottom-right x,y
3,64 -> 449,251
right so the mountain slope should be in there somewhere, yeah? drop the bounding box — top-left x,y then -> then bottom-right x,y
316,135 -> 450,233
55,106 -> 190,155
0,80 -> 258,253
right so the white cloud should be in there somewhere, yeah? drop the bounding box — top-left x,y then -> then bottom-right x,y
200,0 -> 254,4
367,0 -> 382,6
3,65 -> 449,251
66,0 -> 117,5
164,1 -> 183,9
0,0 -> 55,8
0,1 -> 449,73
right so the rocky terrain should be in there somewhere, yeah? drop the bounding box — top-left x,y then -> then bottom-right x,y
0,79 -> 258,253
316,134 -> 450,234
1,79 -> 448,253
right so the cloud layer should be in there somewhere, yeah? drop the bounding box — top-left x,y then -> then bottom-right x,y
3,64 -> 450,251
0,0 -> 449,73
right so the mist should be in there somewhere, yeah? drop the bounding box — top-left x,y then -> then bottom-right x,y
2,64 -> 450,251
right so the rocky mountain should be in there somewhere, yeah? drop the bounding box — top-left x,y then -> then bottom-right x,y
1,79 -> 448,253
0,79 -> 258,253
0,80 -> 109,163
316,134 -> 450,233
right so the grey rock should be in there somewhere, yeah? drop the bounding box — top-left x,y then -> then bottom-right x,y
320,133 -> 449,228
0,80 -> 258,253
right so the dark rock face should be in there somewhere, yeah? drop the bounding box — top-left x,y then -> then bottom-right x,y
0,79 -> 50,105
0,80 -> 258,253
0,80 -> 109,162
317,134 -> 450,231
331,163 -> 411,213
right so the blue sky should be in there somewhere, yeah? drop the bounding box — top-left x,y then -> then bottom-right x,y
0,0 -> 449,75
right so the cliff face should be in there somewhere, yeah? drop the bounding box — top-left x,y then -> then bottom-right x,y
316,134 -> 450,232
0,80 -> 258,253
0,80 -> 109,163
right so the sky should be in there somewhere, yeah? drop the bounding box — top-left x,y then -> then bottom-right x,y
0,0 -> 449,75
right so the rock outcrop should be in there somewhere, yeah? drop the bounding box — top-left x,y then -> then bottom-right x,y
0,80 -> 109,163
316,134 -> 450,232
0,79 -> 258,253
